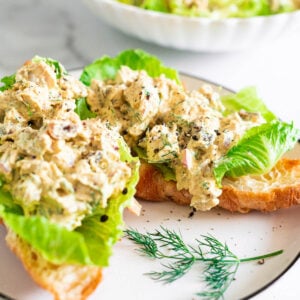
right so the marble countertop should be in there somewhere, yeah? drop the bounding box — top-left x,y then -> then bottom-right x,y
0,0 -> 299,299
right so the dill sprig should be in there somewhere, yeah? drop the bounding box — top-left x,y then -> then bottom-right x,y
125,226 -> 283,299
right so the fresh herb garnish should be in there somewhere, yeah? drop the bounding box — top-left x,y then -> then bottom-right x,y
125,227 -> 283,299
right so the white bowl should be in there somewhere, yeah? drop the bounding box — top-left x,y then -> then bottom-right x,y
83,0 -> 300,52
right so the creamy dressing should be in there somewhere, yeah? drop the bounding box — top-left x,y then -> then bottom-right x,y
88,66 -> 265,211
0,60 -> 133,230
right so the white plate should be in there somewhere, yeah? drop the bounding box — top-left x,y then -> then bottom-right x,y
0,73 -> 299,300
82,0 -> 300,52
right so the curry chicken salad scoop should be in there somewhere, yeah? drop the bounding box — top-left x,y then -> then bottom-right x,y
87,66 -> 264,211
82,49 -> 300,213
0,57 -> 140,299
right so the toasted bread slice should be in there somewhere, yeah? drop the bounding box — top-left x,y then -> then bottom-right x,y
136,159 -> 300,213
5,230 -> 102,300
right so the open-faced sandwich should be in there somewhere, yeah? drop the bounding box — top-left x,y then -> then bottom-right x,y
1,49 -> 299,300
0,57 -> 139,299
81,49 -> 300,214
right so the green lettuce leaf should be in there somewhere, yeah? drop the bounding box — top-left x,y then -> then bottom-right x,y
133,146 -> 176,181
0,209 -> 95,265
168,0 -> 209,17
0,189 -> 22,214
119,0 -> 169,12
80,49 -> 180,86
140,0 -> 169,11
0,74 -> 16,92
153,163 -> 176,181
32,56 -> 67,79
208,0 -> 271,17
213,121 -> 300,186
221,87 -> 276,122
75,97 -> 97,120
0,138 -> 139,267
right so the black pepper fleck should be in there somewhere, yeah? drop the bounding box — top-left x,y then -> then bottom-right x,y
188,207 -> 196,218
100,215 -> 109,222
188,211 -> 194,218
63,125 -> 71,131
258,259 -> 265,265
145,90 -> 151,100
215,129 -> 221,136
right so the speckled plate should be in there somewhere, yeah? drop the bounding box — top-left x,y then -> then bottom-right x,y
0,73 -> 299,300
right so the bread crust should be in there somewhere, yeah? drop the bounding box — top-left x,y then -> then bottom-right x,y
220,159 -> 300,212
5,230 -> 102,300
136,163 -> 191,205
136,159 -> 300,212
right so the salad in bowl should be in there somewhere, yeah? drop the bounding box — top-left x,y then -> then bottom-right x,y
118,0 -> 300,18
